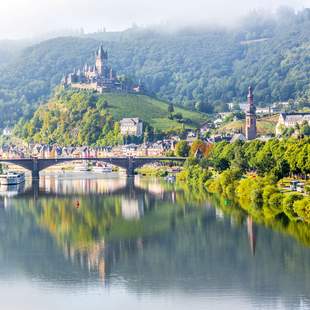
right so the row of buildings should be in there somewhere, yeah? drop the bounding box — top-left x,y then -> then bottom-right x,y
0,140 -> 176,159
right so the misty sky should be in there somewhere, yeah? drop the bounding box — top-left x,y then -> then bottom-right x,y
0,0 -> 309,39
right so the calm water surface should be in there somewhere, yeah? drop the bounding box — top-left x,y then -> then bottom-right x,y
0,173 -> 309,310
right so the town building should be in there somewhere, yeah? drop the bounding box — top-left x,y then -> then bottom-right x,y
120,118 -> 143,137
275,112 -> 310,136
230,133 -> 246,143
256,107 -> 272,115
2,127 -> 12,136
245,86 -> 257,140
199,122 -> 213,136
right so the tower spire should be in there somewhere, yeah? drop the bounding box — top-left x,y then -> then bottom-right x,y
245,85 -> 257,140
95,44 -> 107,76
247,86 -> 254,107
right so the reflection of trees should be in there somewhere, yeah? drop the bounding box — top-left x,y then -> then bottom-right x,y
3,178 -> 310,308
15,196 -> 123,249
108,207 -> 310,309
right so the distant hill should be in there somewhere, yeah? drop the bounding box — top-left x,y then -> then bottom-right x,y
1,8 -> 310,129
14,89 -> 207,145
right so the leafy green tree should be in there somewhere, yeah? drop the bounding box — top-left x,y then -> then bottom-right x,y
175,140 -> 190,157
168,103 -> 174,114
300,122 -> 310,136
283,193 -> 303,220
294,198 -> 310,223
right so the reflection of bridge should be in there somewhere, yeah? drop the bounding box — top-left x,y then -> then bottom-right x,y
0,157 -> 186,179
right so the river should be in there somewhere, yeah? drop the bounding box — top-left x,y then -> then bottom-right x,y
0,173 -> 309,310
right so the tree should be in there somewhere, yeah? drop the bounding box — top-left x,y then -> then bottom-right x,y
190,139 -> 212,158
175,140 -> 190,157
294,197 -> 310,223
168,103 -> 174,114
283,193 -> 303,220
174,113 -> 183,120
300,122 -> 310,136
213,158 -> 230,172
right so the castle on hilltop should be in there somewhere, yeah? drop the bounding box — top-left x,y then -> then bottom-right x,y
62,45 -> 141,93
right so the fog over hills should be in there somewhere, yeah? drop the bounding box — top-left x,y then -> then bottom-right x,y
0,8 -> 310,129
0,0 -> 308,39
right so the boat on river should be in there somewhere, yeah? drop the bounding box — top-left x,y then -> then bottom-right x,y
74,162 -> 89,172
0,172 -> 25,185
92,164 -> 113,173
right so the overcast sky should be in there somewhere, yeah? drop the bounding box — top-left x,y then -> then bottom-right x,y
0,0 -> 309,39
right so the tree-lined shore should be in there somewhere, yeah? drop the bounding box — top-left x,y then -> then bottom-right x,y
177,137 -> 310,223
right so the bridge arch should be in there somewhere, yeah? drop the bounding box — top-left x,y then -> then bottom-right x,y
36,158 -> 134,178
0,159 -> 34,173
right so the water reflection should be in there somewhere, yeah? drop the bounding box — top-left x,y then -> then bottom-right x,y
0,175 -> 309,309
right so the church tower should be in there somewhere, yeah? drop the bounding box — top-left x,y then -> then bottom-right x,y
245,86 -> 257,140
95,45 -> 108,76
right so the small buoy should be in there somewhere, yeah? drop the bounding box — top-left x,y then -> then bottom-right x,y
75,200 -> 80,208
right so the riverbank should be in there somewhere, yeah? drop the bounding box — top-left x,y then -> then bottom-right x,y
206,170 -> 310,222
176,137 -> 310,224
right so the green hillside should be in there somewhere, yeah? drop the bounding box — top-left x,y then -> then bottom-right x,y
15,89 -> 207,145
1,9 -> 310,129
102,93 -> 208,131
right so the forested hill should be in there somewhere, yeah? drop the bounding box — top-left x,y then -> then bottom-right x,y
14,89 -> 207,145
1,8 -> 310,129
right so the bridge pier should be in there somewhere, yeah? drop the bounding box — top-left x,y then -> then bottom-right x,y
126,157 -> 135,177
32,159 -> 40,180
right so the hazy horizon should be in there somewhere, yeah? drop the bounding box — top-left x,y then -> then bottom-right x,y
0,0 -> 309,39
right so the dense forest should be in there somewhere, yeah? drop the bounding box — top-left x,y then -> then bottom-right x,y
1,8 -> 310,129
14,89 -> 124,146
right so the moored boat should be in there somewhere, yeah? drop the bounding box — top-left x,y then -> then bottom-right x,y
74,162 -> 89,172
92,164 -> 112,173
0,172 -> 25,185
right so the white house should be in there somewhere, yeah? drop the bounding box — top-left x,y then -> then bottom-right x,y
120,118 -> 143,137
2,127 -> 12,136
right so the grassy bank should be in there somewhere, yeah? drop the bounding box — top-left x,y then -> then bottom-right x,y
136,166 -> 169,177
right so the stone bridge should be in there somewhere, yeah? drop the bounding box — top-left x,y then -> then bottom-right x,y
0,157 -> 186,179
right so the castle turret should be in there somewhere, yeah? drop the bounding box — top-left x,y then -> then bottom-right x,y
96,45 -> 108,76
245,86 -> 257,140
109,68 -> 116,80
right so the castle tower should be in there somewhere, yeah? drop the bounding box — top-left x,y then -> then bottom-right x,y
95,45 -> 108,76
245,86 -> 257,140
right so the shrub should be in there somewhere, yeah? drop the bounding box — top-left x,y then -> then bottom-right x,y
283,193 -> 303,220
263,185 -> 280,207
294,197 -> 310,223
268,193 -> 284,210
